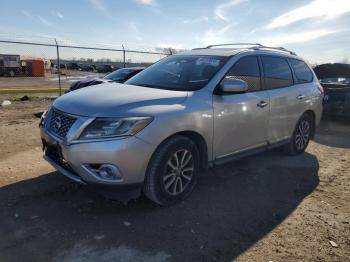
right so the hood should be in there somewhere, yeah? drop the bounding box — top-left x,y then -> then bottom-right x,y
54,83 -> 188,117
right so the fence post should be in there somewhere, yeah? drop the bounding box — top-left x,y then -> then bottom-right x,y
122,44 -> 126,68
54,38 -> 62,96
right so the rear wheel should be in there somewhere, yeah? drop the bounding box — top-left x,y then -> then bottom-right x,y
285,114 -> 313,155
143,135 -> 200,206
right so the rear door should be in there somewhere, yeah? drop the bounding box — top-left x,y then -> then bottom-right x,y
261,56 -> 303,143
288,58 -> 316,114
213,55 -> 270,159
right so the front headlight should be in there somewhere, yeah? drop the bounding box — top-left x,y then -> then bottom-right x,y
79,117 -> 153,139
39,110 -> 47,127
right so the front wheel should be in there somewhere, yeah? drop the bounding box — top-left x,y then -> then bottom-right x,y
284,114 -> 313,155
143,135 -> 200,206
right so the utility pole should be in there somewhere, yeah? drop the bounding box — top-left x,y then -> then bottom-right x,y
54,38 -> 62,96
122,44 -> 126,68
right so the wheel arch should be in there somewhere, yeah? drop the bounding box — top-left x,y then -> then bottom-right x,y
148,131 -> 209,175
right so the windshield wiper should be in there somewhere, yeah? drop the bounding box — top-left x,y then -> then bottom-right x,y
134,84 -> 156,88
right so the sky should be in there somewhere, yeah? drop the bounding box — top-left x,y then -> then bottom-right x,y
0,0 -> 349,64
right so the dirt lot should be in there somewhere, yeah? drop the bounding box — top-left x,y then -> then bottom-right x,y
0,100 -> 349,262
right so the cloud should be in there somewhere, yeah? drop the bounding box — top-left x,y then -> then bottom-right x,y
129,22 -> 143,41
89,0 -> 108,14
183,16 -> 209,24
89,0 -> 114,18
266,0 -> 350,29
21,10 -> 57,28
215,0 -> 249,22
21,10 -> 35,20
56,12 -> 64,19
263,29 -> 341,46
37,16 -> 53,27
199,23 -> 236,46
135,0 -> 156,6
89,0 -> 106,11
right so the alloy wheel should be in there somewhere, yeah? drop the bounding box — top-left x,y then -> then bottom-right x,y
163,149 -> 194,195
295,120 -> 310,151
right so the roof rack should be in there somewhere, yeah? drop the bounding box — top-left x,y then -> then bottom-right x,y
206,43 -> 263,48
202,43 -> 297,56
256,45 -> 297,56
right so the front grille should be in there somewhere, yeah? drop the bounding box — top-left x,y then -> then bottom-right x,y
49,108 -> 77,138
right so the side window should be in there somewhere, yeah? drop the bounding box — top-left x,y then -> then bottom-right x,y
289,59 -> 313,83
262,56 -> 293,89
225,56 -> 261,91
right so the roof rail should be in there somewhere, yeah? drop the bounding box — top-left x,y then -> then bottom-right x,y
255,45 -> 297,56
206,43 -> 262,48
201,43 -> 297,56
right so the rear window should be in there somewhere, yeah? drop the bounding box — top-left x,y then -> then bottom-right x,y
262,56 -> 293,89
319,77 -> 350,85
290,59 -> 313,83
104,68 -> 135,81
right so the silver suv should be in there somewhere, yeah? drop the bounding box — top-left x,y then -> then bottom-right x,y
40,44 -> 323,206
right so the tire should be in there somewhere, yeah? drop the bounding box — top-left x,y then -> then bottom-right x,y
143,135 -> 200,206
8,70 -> 15,77
284,114 -> 313,155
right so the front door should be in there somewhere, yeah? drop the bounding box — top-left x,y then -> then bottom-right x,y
213,55 -> 270,159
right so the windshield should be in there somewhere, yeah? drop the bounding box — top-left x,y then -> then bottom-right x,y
125,55 -> 228,91
104,68 -> 135,81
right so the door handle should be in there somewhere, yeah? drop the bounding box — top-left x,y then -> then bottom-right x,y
296,94 -> 305,100
257,101 -> 268,108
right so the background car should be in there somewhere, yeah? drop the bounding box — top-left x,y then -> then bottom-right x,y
80,64 -> 95,72
65,62 -> 80,70
96,64 -> 117,73
314,63 -> 350,119
65,67 -> 144,93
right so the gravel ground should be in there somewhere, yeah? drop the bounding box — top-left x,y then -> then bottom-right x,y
0,100 -> 349,262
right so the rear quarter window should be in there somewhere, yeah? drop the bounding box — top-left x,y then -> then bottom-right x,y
290,59 -> 313,83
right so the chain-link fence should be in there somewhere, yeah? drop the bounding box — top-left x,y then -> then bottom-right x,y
0,37 -> 173,96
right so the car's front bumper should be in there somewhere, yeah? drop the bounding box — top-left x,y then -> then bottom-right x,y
40,126 -> 156,200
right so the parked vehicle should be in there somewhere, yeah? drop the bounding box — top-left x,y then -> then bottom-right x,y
314,63 -> 350,118
80,64 -> 95,72
0,54 -> 21,77
40,44 -> 323,205
52,63 -> 67,74
96,64 -> 116,73
65,62 -> 80,70
65,67 -> 144,93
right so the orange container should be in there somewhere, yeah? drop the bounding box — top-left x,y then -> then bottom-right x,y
31,59 -> 45,77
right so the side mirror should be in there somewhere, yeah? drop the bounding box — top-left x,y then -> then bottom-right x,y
220,78 -> 248,94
